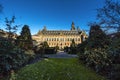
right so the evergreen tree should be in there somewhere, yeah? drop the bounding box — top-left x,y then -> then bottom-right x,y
69,39 -> 77,54
70,39 -> 76,48
87,25 -> 110,49
17,25 -> 33,50
78,25 -> 112,73
41,41 -> 49,48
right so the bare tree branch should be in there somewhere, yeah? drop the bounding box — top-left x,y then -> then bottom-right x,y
97,0 -> 120,32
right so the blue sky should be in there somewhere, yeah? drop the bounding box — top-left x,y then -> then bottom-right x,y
0,0 -> 105,35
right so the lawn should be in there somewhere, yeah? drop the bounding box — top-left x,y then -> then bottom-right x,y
15,58 -> 106,80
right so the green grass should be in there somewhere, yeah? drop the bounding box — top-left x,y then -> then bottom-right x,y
15,58 -> 106,80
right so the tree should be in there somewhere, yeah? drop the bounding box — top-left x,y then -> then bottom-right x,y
5,16 -> 18,38
78,25 -> 112,73
17,25 -> 33,50
97,0 -> 120,32
70,39 -> 76,48
87,25 -> 110,49
69,39 -> 77,54
41,41 -> 49,49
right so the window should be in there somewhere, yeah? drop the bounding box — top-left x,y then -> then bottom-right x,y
46,38 -> 48,41
57,38 -> 59,41
68,38 -> 69,41
78,38 -> 80,41
49,38 -> 51,41
81,35 -> 84,42
65,38 -> 67,41
52,38 -> 54,41
44,38 -> 46,41
60,38 -> 62,41
75,38 -> 77,41
63,38 -> 64,41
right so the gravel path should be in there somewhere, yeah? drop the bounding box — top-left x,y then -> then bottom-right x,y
44,51 -> 78,58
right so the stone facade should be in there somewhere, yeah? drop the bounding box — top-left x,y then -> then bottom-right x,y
32,22 -> 88,49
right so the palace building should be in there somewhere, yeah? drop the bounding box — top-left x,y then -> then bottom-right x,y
32,22 -> 88,49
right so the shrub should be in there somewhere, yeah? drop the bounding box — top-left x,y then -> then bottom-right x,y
25,50 -> 35,57
109,37 -> 120,64
64,46 -> 69,52
0,38 -> 29,77
110,64 -> 120,80
77,40 -> 88,60
55,45 -> 59,53
107,33 -> 120,80
68,47 -> 77,54
45,48 -> 56,54
84,48 -> 112,73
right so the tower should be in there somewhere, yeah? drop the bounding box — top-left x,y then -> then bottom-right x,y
71,22 -> 76,31
42,26 -> 47,31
